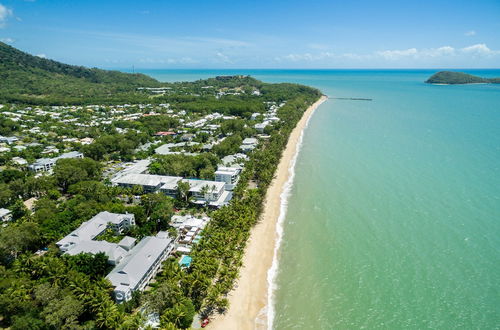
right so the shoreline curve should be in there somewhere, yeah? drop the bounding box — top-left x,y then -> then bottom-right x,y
209,95 -> 328,330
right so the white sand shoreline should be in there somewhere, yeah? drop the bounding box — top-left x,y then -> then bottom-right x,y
209,95 -> 328,330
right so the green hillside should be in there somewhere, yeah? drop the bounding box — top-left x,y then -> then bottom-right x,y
0,42 -> 161,104
425,71 -> 500,84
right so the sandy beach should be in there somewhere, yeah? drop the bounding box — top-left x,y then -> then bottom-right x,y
210,95 -> 327,330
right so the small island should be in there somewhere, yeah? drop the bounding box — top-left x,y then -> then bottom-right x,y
425,71 -> 500,85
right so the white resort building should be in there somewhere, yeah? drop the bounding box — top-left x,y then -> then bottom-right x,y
28,151 -> 84,173
56,211 -> 135,252
56,212 -> 174,302
214,166 -> 242,191
112,173 -> 231,207
106,232 -> 173,302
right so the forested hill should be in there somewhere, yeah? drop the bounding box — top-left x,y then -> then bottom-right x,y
0,42 -> 161,104
425,71 -> 500,84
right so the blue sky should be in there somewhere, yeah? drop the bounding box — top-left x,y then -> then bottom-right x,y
0,0 -> 499,69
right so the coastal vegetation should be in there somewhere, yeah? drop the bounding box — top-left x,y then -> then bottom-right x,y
0,41 -> 160,105
149,153 -> 220,179
0,42 -> 322,329
425,71 -> 500,84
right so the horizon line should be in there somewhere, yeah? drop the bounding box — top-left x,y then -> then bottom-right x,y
110,67 -> 500,71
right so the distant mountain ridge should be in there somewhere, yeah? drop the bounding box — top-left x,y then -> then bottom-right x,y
0,42 -> 161,104
425,71 -> 500,84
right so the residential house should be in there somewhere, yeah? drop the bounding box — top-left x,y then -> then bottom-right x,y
0,208 -> 12,222
254,121 -> 270,133
240,137 -> 258,153
0,136 -> 19,144
28,151 -> 84,173
11,157 -> 28,166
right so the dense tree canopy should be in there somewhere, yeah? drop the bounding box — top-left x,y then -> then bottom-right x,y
0,51 -> 323,328
0,116 -> 20,136
149,153 -> 219,179
0,41 -> 160,104
53,157 -> 102,192
425,71 -> 500,84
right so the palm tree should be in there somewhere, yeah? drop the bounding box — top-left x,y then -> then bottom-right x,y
176,180 -> 190,205
216,297 -> 229,314
199,185 -> 210,205
95,298 -> 122,329
170,304 -> 187,328
120,313 -> 145,330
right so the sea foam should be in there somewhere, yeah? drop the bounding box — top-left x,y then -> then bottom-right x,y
265,104 -> 319,329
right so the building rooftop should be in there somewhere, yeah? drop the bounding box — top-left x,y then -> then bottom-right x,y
221,153 -> 248,167
56,211 -> 134,251
159,176 -> 184,191
65,240 -> 128,264
57,151 -> 84,159
106,234 -> 172,293
0,208 -> 11,218
215,166 -> 241,176
31,151 -> 84,167
112,173 -> 181,188
171,214 -> 209,229
177,246 -> 192,255
242,137 -> 258,145
115,159 -> 151,177
94,211 -> 134,225
118,236 -> 137,249
184,179 -> 225,193
155,142 -> 198,155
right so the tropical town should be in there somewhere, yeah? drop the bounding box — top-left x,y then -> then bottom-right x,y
0,42 -> 321,330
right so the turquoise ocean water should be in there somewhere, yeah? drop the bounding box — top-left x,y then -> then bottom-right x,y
143,69 -> 500,329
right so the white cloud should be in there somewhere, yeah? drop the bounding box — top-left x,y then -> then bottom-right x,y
166,57 -> 198,64
138,57 -> 199,65
274,44 -> 500,66
282,53 -> 313,61
36,54 -> 47,58
461,43 -> 499,56
277,52 -> 335,62
434,46 -> 455,55
275,51 -> 376,63
0,37 -> 14,43
419,46 -> 456,57
465,30 -> 476,36
341,53 -> 370,60
0,4 -> 13,28
375,44 -> 500,60
215,52 -> 232,63
377,48 -> 418,60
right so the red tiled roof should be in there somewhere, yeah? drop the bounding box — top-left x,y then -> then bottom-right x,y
155,131 -> 177,136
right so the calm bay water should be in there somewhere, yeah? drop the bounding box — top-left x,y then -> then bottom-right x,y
144,69 -> 500,329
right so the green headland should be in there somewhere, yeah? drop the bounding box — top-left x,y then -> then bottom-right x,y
425,71 -> 500,84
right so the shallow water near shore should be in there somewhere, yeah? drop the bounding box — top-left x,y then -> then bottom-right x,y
145,69 -> 500,329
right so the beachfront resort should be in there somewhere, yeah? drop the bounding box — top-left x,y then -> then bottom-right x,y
0,48 -> 323,328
